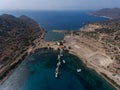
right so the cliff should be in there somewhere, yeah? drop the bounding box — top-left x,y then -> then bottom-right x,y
0,14 -> 44,81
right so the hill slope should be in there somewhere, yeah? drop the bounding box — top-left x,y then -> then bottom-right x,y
91,8 -> 120,19
0,14 -> 44,81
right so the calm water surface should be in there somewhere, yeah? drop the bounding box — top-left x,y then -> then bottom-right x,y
0,49 -> 115,90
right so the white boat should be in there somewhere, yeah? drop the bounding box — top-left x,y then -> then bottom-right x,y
55,72 -> 59,78
55,68 -> 59,78
77,69 -> 82,72
62,60 -> 66,64
57,62 -> 61,66
57,55 -> 60,60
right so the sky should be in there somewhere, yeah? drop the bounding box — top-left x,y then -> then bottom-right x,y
0,0 -> 120,11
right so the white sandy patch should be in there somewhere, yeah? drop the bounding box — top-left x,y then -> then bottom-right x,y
89,54 -> 113,66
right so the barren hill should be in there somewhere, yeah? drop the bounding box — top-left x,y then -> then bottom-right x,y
0,14 -> 44,81
91,8 -> 120,19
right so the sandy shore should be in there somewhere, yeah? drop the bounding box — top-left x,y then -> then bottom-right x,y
63,35 -> 120,90
69,51 -> 120,90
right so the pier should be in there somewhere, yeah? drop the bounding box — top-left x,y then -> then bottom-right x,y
55,48 -> 64,78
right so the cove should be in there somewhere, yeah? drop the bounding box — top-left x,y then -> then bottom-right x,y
0,49 -> 115,90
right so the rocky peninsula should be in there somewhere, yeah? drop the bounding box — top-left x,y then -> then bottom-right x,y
0,14 -> 46,83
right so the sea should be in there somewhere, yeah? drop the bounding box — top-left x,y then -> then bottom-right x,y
0,11 -> 115,90
0,10 -> 108,41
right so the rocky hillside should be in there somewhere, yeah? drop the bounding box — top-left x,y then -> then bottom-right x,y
91,8 -> 120,19
0,14 -> 44,81
80,19 -> 120,74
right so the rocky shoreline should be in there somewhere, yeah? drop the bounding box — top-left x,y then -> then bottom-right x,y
0,14 -> 46,84
0,32 -> 46,84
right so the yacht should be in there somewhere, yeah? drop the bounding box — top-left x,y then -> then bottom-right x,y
77,69 -> 82,72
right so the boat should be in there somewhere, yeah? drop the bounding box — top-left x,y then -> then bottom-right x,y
55,67 -> 59,78
57,62 -> 61,66
57,55 -> 60,60
55,50 -> 64,78
77,69 -> 82,72
62,60 -> 66,64
55,72 -> 58,78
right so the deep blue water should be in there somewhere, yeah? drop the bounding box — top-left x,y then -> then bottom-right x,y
0,10 -> 108,30
0,10 -> 108,41
0,49 -> 115,90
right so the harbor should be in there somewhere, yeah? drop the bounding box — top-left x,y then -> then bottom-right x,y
55,48 -> 64,78
55,42 -> 81,78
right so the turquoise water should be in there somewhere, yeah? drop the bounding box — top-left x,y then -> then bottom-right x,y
0,49 -> 115,90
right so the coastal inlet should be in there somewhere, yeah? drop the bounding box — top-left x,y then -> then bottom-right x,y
0,49 -> 115,90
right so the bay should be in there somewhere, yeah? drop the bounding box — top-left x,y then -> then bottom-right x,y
0,11 -> 114,90
0,10 -> 108,41
0,49 -> 115,90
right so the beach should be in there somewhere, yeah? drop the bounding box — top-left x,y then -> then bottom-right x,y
63,33 -> 120,90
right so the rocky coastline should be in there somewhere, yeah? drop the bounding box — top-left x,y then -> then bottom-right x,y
0,14 -> 46,84
0,13 -> 120,90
